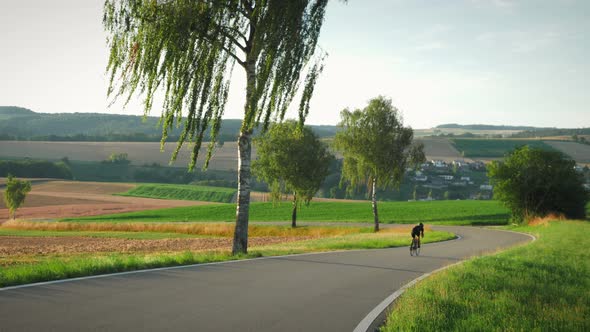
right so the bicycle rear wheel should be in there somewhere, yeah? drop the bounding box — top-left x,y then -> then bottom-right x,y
410,240 -> 417,256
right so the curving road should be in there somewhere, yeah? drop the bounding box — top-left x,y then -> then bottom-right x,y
0,226 -> 531,332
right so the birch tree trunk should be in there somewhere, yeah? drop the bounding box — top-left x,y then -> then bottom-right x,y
291,192 -> 297,228
232,60 -> 256,255
371,177 -> 379,232
232,130 -> 252,254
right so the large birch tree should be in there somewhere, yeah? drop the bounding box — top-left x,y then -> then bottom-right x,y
103,0 -> 334,254
334,96 -> 425,232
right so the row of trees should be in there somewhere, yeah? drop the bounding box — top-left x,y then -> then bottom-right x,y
251,96 -> 424,232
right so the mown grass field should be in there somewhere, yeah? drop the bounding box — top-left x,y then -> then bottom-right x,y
451,139 -> 557,158
381,220 -> 589,331
0,223 -> 454,287
116,183 -> 236,203
66,200 -> 511,225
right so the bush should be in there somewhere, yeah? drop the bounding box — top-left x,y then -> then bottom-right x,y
488,146 -> 588,223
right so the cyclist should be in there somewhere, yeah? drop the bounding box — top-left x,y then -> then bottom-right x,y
411,222 -> 425,248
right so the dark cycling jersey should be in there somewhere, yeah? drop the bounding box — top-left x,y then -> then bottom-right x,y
411,224 -> 424,238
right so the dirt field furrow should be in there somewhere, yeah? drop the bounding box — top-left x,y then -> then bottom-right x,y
0,236 -> 315,256
0,180 -> 214,220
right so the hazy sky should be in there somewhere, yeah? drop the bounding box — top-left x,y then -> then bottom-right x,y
1,0 -> 589,128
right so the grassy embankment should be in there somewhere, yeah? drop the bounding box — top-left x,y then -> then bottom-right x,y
381,220 -> 589,331
451,139 -> 557,158
67,200 -> 511,225
116,183 -> 236,203
0,222 -> 454,288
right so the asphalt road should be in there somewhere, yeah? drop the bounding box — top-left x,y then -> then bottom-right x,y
0,226 -> 531,332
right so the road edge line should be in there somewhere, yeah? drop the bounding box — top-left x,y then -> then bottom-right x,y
353,228 -> 535,332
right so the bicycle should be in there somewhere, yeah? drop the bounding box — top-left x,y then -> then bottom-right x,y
410,237 -> 421,256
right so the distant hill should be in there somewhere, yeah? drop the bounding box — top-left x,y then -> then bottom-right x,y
0,106 -> 339,141
436,123 -> 544,131
510,127 -> 590,138
0,106 -> 36,120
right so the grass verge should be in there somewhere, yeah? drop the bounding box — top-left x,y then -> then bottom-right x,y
381,220 -> 589,331
0,227 -> 454,288
116,183 -> 236,203
65,200 -> 511,225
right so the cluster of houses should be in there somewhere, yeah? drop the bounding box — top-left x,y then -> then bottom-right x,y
409,159 -> 493,200
407,160 -> 590,201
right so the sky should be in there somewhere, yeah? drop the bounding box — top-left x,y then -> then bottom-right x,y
1,0 -> 589,128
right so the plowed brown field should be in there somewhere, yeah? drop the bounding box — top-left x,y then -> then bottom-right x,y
0,180 -> 213,221
0,236 -> 314,258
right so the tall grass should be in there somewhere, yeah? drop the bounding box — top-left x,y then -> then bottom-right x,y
381,220 -> 590,331
66,200 -> 511,225
117,183 -> 236,203
0,251 -> 254,287
1,220 -> 372,238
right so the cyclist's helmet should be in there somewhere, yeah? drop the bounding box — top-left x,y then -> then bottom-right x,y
419,222 -> 423,227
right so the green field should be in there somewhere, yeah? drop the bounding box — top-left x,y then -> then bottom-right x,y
381,220 -> 589,331
451,139 -> 557,158
66,200 -> 511,225
117,183 -> 236,203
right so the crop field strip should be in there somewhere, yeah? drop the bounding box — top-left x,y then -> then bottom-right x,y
0,180 -> 211,220
65,200 -> 513,225
450,138 -> 558,158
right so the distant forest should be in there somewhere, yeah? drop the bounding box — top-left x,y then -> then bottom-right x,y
437,123 -> 590,138
436,123 -> 543,131
510,128 -> 590,138
0,106 -> 339,141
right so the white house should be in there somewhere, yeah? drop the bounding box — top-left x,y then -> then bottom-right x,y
480,184 -> 493,191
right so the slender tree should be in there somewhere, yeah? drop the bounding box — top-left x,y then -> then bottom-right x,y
253,121 -> 334,227
104,0 -> 334,254
3,175 -> 32,220
334,96 -> 425,231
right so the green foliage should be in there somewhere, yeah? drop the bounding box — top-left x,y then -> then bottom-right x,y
253,121 -> 334,204
118,184 -> 236,203
488,146 -> 588,223
0,160 -> 73,179
451,139 -> 557,158
382,221 -> 590,331
334,96 -> 425,193
103,0 -> 329,169
103,153 -> 131,165
67,200 -> 511,225
3,175 -> 32,219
